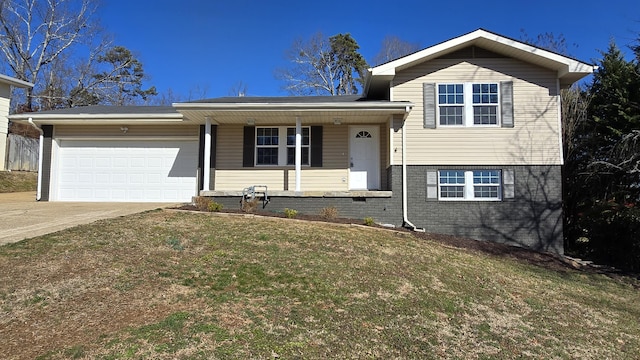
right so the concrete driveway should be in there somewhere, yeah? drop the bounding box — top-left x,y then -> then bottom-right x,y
0,192 -> 180,245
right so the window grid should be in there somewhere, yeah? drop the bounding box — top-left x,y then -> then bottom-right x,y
286,127 -> 310,165
438,84 -> 464,126
256,126 -> 311,166
256,128 -> 279,165
438,170 -> 501,200
437,83 -> 500,126
472,83 -> 499,125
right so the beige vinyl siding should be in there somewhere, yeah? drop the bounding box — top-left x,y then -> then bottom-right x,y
323,125 -> 348,169
215,169 -> 349,191
0,84 -> 10,133
215,169 -> 285,190
392,58 -> 561,165
216,124 -> 244,169
287,169 -> 349,191
54,124 -> 199,137
216,124 -> 348,170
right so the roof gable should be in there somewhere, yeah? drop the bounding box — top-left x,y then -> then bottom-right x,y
366,29 -> 595,98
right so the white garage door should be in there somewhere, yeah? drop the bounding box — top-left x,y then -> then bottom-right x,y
55,139 -> 198,202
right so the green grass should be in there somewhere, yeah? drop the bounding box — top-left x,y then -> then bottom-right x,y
0,170 -> 37,192
1,210 -> 639,359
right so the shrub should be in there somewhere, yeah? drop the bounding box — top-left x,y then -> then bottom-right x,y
207,201 -> 223,212
194,196 -> 212,211
241,198 -> 259,213
363,217 -> 375,226
319,206 -> 339,219
284,208 -> 298,218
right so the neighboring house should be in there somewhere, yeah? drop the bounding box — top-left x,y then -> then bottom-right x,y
10,29 -> 595,253
0,74 -> 35,171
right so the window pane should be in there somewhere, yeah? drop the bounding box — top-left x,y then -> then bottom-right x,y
287,147 -> 310,165
473,170 -> 500,184
441,186 -> 464,198
287,127 -> 310,146
439,106 -> 463,125
472,83 -> 498,104
257,128 -> 278,146
474,185 -> 499,198
440,170 -> 465,184
473,106 -> 497,125
257,148 -> 278,165
439,84 -> 464,104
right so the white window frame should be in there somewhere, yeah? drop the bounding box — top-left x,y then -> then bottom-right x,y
438,170 -> 502,201
437,82 -> 500,127
255,126 -> 310,166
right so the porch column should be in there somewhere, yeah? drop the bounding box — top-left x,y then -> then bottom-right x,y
295,117 -> 301,191
203,117 -> 212,191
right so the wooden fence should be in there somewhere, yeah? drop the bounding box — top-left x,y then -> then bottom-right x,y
6,134 -> 38,171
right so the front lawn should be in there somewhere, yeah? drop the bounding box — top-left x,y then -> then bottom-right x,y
0,210 -> 638,359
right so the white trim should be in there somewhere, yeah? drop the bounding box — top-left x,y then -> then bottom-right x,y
370,29 -> 595,77
556,79 -> 564,165
203,117 -> 212,191
173,102 -> 412,112
388,116 -> 394,167
53,136 -> 197,141
295,117 -> 302,191
437,170 -> 502,201
254,126 -> 310,167
0,74 -> 34,88
437,82 -> 501,127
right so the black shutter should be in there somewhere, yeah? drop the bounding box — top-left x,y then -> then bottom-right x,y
210,125 -> 217,168
310,125 -> 323,167
243,126 -> 255,167
198,125 -> 205,189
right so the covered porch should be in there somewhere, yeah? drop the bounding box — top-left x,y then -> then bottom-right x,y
173,96 -> 412,197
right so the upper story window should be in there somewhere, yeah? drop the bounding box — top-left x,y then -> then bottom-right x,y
256,126 -> 310,166
438,84 -> 464,125
472,84 -> 499,125
437,83 -> 500,127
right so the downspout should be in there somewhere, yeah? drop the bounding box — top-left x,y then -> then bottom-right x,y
28,117 -> 43,201
401,106 -> 425,232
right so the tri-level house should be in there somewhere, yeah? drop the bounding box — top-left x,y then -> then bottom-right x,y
11,29 -> 595,253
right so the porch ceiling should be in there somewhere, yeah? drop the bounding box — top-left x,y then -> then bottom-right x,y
176,109 -> 404,125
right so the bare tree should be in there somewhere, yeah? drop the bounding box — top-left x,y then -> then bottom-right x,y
372,35 -> 421,66
276,32 -> 368,96
0,0 -> 98,110
228,81 -> 248,96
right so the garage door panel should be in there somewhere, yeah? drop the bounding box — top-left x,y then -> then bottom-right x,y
56,139 -> 197,202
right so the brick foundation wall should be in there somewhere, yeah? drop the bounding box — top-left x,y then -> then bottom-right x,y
210,164 -> 564,254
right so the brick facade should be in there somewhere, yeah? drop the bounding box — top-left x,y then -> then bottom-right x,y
212,164 -> 564,254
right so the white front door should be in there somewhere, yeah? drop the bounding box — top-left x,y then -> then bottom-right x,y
349,126 -> 380,190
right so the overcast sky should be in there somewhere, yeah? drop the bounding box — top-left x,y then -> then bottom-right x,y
98,0 -> 639,99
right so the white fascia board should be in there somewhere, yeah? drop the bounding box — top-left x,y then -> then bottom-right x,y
173,102 -> 413,112
9,113 -> 184,124
369,29 -> 595,78
0,74 -> 34,88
